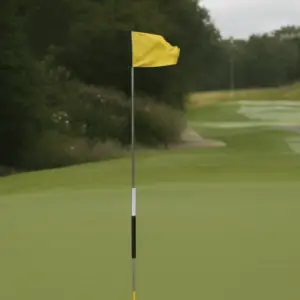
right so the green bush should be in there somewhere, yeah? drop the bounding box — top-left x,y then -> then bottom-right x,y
39,60 -> 185,149
0,166 -> 14,177
17,60 -> 186,171
68,138 -> 126,162
21,130 -> 126,171
38,58 -> 128,141
121,97 -> 186,147
20,130 -> 76,170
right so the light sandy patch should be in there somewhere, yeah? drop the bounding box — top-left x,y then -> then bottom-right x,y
171,126 -> 226,149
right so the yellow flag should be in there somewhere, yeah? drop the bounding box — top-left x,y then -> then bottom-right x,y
131,31 -> 180,68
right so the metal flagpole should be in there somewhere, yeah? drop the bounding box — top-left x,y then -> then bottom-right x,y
131,66 -> 137,300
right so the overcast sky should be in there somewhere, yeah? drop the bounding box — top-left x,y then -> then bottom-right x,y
202,0 -> 300,39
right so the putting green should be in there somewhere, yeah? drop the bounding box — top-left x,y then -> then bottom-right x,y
1,149 -> 300,300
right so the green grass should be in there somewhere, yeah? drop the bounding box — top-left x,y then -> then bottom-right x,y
1,150 -> 300,300
1,94 -> 300,299
189,81 -> 300,107
186,98 -> 300,153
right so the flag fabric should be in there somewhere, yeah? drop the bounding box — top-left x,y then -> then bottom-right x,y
131,31 -> 180,68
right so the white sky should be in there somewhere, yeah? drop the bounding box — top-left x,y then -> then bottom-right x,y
202,0 -> 300,39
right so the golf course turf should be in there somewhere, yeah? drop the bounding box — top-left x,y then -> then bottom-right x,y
1,96 -> 300,299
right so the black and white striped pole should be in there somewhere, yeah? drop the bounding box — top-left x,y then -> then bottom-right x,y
131,66 -> 137,300
129,31 -> 179,300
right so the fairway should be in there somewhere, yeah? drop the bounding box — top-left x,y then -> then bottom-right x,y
1,99 -> 300,299
3,1 -> 300,299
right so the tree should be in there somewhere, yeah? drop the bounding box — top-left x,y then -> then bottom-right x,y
198,25 -> 300,91
0,0 -> 42,168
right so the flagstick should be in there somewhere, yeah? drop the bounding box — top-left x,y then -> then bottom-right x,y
131,66 -> 137,300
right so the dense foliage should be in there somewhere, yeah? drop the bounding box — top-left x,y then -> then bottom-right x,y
201,26 -> 300,91
1,0 -> 300,173
1,0 -> 217,172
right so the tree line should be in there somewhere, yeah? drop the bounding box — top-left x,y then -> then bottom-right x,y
1,0 -> 300,174
199,26 -> 300,91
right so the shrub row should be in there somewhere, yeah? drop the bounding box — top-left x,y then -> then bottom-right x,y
16,62 -> 186,171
